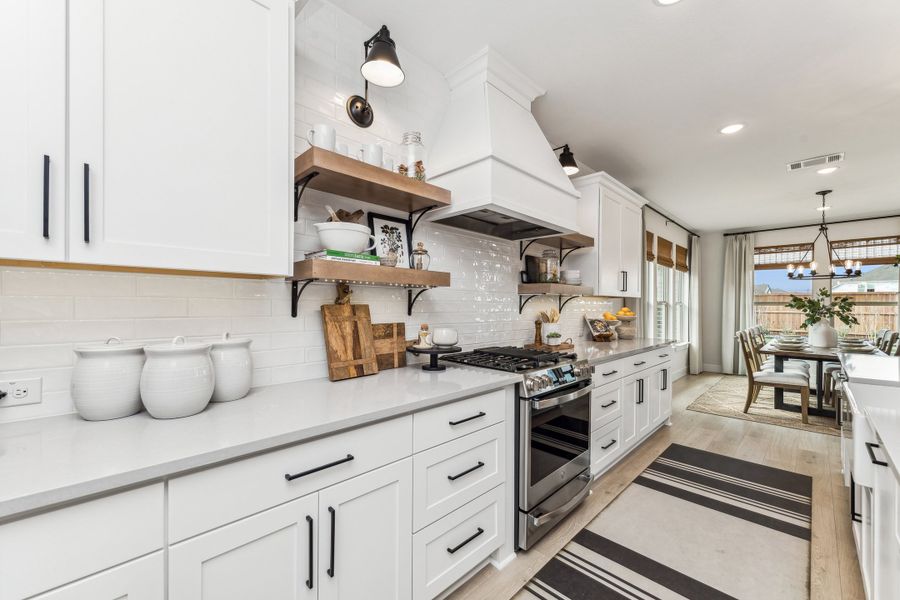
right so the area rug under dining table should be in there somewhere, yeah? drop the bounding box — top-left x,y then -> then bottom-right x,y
515,443 -> 813,600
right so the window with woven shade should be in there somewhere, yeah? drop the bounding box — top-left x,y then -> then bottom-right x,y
753,243 -> 813,270
646,231 -> 655,261
832,235 -> 900,266
657,236 -> 674,268
675,244 -> 689,272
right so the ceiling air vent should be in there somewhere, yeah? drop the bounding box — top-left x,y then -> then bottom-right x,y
786,152 -> 845,172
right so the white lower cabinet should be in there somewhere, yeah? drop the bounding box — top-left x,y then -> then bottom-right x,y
591,418 -> 623,474
318,460 -> 412,600
169,493 -> 318,600
32,552 -> 164,600
413,485 -> 505,600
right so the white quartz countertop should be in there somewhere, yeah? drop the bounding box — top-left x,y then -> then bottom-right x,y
866,406 -> 900,478
839,353 -> 900,387
0,365 -> 519,521
575,338 -> 675,365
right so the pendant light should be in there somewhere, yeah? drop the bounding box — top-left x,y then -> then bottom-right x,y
786,190 -> 862,280
346,25 -> 405,128
554,144 -> 580,176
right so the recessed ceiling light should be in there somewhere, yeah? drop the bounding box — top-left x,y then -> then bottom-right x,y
817,166 -> 839,175
719,123 -> 744,135
654,0 -> 682,5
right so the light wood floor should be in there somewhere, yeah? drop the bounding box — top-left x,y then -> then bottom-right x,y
448,373 -> 864,600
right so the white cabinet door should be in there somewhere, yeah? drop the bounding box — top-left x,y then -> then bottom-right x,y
659,362 -> 673,424
318,459 -> 412,600
0,0 -> 66,261
635,373 -> 652,439
619,203 -> 643,298
169,493 -> 318,600
647,367 -> 662,427
68,0 -> 292,275
32,553 -> 163,600
597,195 -> 623,296
621,375 -> 638,449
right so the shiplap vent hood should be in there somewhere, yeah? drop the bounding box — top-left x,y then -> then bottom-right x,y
786,152 -> 845,171
426,47 -> 580,241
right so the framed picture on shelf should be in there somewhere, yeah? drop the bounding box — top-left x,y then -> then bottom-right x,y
585,315 -> 611,337
368,212 -> 412,268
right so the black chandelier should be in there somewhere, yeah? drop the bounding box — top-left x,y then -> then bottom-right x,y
787,190 -> 862,280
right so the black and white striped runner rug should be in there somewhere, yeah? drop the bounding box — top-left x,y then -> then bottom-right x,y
516,444 -> 812,600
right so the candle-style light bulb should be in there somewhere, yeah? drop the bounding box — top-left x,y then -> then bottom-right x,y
787,264 -> 795,277
844,259 -> 853,270
810,261 -> 818,274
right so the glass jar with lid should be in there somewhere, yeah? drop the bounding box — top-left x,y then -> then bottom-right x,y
400,131 -> 426,180
540,249 -> 560,283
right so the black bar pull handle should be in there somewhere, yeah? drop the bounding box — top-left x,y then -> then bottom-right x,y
620,271 -> 627,292
601,439 -> 617,450
662,369 -> 668,391
83,163 -> 90,243
42,155 -> 50,238
602,369 -> 618,377
305,515 -> 314,589
637,379 -> 644,404
633,361 -> 646,366
327,506 -> 336,577
865,442 -> 888,467
285,454 -> 354,481
600,400 -> 617,409
850,474 -> 862,523
447,527 -> 484,554
449,411 -> 486,426
448,461 -> 485,481
658,353 -> 669,358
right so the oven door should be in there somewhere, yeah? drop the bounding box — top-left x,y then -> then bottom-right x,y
520,380 -> 591,511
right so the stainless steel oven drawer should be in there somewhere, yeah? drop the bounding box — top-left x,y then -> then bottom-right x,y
518,469 -> 591,550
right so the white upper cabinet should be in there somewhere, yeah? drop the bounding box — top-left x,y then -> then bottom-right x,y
0,0 -> 66,261
571,172 -> 647,297
64,0 -> 293,275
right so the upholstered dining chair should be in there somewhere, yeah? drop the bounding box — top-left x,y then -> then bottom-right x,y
875,328 -> 889,348
745,328 -> 810,375
737,330 -> 810,424
880,332 -> 898,353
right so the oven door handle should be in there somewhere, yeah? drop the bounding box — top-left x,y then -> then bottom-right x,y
530,474 -> 592,527
530,382 -> 592,411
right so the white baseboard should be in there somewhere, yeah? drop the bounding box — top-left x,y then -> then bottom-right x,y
703,363 -> 723,373
672,366 -> 687,381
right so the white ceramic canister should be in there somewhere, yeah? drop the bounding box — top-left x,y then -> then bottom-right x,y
71,337 -> 145,421
209,333 -> 253,402
140,336 -> 214,419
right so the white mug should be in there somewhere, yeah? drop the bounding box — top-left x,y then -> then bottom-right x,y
359,143 -> 383,166
307,124 -> 336,151
382,157 -> 394,172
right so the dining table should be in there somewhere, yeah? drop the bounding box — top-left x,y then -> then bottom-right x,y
758,341 -> 886,418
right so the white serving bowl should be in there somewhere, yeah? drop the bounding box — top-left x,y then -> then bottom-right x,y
209,333 -> 253,402
432,327 -> 458,347
140,336 -> 214,419
314,222 -> 376,253
71,337 -> 145,421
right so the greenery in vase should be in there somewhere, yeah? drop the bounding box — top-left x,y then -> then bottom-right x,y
546,332 -> 562,339
785,288 -> 859,329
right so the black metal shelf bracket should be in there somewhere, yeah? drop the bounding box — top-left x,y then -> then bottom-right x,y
558,295 -> 582,312
291,279 -> 315,318
408,288 -> 430,316
409,206 -> 436,238
519,295 -> 539,314
519,240 -> 537,260
294,172 -> 319,222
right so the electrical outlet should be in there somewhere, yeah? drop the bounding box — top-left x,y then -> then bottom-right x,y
0,378 -> 42,408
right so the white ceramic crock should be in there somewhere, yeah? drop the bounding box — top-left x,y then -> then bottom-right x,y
140,336 -> 214,419
209,333 -> 253,402
71,337 -> 145,421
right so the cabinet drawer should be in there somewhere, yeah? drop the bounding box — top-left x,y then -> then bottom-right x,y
591,418 -> 622,476
168,416 -> 412,542
0,484 -> 164,600
413,389 -> 506,453
413,485 -> 504,600
413,423 -> 505,531
32,552 -> 164,600
591,381 -> 622,431
593,359 -> 626,385
647,347 -> 674,368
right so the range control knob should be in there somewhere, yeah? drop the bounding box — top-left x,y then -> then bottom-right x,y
524,377 -> 539,392
539,375 -> 552,389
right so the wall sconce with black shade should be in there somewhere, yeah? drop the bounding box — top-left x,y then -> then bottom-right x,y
345,25 -> 405,128
553,144 -> 580,176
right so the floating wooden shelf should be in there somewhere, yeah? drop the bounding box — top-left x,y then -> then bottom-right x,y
289,260 -> 451,318
294,147 -> 451,216
517,283 -> 594,314
518,283 -> 593,296
532,233 -> 594,250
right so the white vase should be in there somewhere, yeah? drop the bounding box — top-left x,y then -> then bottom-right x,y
808,320 -> 838,348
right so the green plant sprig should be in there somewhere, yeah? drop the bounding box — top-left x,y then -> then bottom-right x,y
785,288 -> 859,329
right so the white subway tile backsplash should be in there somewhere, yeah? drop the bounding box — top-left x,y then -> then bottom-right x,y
2,269 -> 136,297
188,298 -> 271,318
133,317 -> 233,340
0,320 -> 135,346
0,344 -> 74,371
0,296 -> 74,321
136,275 -> 234,298
74,297 -> 188,320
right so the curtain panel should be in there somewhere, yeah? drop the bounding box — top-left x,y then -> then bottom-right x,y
689,235 -> 703,375
721,233 -> 755,374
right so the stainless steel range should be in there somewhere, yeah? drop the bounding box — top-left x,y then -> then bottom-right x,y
442,347 -> 592,549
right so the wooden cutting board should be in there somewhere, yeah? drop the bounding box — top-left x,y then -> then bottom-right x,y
321,304 -> 379,381
371,323 -> 406,371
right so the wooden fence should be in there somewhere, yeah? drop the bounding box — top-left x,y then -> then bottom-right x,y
754,292 -> 899,336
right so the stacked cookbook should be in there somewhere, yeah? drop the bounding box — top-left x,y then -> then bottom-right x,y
305,249 -> 379,266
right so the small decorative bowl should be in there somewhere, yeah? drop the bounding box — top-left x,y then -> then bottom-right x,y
379,255 -> 398,267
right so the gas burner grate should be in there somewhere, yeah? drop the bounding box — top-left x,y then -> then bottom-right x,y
441,346 -> 577,372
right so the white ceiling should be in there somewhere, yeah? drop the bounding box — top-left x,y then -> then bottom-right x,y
328,0 -> 900,232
